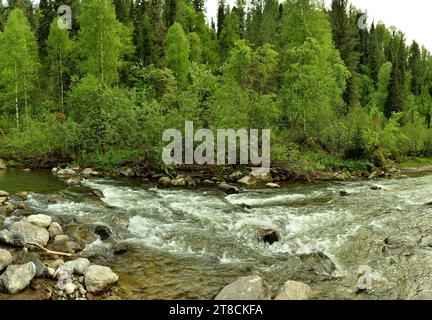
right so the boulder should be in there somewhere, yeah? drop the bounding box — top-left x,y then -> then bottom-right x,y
299,252 -> 337,278
95,225 -> 112,240
0,190 -> 9,197
23,253 -> 46,278
62,258 -> 91,276
238,175 -> 256,187
370,185 -> 383,191
257,229 -> 279,245
171,176 -> 187,187
0,159 -> 6,170
92,189 -> 105,199
84,265 -> 119,293
10,221 -> 49,246
274,281 -> 312,300
229,171 -> 244,182
66,176 -> 83,185
56,169 -> 76,176
0,197 -> 7,205
385,234 -> 421,247
0,262 -> 36,294
250,170 -> 273,183
82,168 -> 94,177
118,167 -> 135,177
214,276 -> 272,300
158,177 -> 172,187
266,183 -> 280,188
49,239 -> 83,254
218,182 -> 240,195
51,167 -> 58,175
48,222 -> 63,239
26,214 -> 52,228
0,229 -> 26,247
339,190 -> 349,197
54,234 -> 69,242
203,179 -> 215,186
0,249 -> 13,271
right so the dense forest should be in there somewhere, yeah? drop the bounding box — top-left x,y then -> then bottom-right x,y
0,0 -> 431,172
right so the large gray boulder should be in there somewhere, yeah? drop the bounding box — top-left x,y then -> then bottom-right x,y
62,258 -> 91,276
214,276 -> 272,300
218,183 -> 240,195
10,221 -> 50,246
0,262 -> 36,294
274,281 -> 312,300
85,265 -> 119,293
56,168 -> 76,176
0,249 -> 13,272
48,222 -> 63,239
0,229 -> 26,247
27,214 -> 52,228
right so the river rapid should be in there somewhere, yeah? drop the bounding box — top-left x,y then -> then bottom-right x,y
2,169 -> 432,300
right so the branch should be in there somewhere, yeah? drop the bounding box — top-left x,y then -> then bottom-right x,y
26,242 -> 73,257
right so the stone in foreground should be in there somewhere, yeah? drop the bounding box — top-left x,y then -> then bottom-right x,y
274,280 -> 312,300
0,262 -> 36,294
27,214 -> 52,228
214,276 -> 272,300
10,221 -> 50,247
62,258 -> 91,276
85,265 -> 119,293
0,249 -> 13,272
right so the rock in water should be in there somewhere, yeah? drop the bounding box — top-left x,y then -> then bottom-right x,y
158,176 -> 172,187
92,189 -> 105,199
118,167 -> 135,177
62,258 -> 91,276
0,160 -> 6,170
85,265 -> 119,293
299,252 -> 337,278
26,214 -> 52,228
257,229 -> 280,245
237,175 -> 256,187
274,281 -> 312,300
266,183 -> 280,188
10,221 -> 50,247
82,168 -> 94,176
339,191 -> 349,197
48,222 -> 63,239
218,183 -> 240,195
229,171 -> 244,182
95,225 -> 112,240
0,249 -> 13,271
0,262 -> 36,294
0,229 -> 26,247
214,276 -> 272,300
56,169 -> 76,176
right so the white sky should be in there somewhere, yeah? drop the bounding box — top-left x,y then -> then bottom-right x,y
206,0 -> 432,51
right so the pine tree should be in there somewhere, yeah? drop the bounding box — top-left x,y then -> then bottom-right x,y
114,0 -> 133,25
0,8 -> 40,130
329,0 -> 361,109
408,41 -> 421,95
164,0 -> 177,28
0,1 -> 6,31
216,0 -> 225,39
165,22 -> 190,85
47,17 -> 72,113
78,0 -> 131,86
192,0 -> 205,12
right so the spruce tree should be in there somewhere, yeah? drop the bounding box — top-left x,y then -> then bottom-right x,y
216,0 -> 225,39
165,22 -> 190,85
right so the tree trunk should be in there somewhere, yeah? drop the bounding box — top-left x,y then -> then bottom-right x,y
14,63 -> 20,131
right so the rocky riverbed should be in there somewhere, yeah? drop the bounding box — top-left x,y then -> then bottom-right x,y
1,165 -> 432,300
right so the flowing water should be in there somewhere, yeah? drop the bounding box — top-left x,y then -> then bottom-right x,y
3,169 -> 432,300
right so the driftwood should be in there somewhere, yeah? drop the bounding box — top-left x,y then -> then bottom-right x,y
26,241 -> 73,257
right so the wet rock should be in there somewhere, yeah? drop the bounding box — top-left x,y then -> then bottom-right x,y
62,258 -> 91,276
299,252 -> 337,278
26,214 -> 52,228
339,190 -> 349,197
229,171 -> 244,182
218,182 -> 239,195
118,167 -> 135,177
384,234 -> 421,247
370,185 -> 383,191
54,234 -> 69,242
95,225 -> 112,240
113,242 -> 130,255
48,222 -> 63,239
82,168 -> 94,177
0,229 -> 26,247
214,276 -> 271,300
0,197 -> 7,205
66,176 -> 83,185
49,239 -> 83,254
56,169 -> 76,177
257,229 -> 279,245
50,259 -> 64,269
51,167 -> 58,174
171,176 -> 187,187
84,265 -> 119,293
0,160 -> 6,170
64,283 -> 76,295
23,253 -> 46,278
238,175 -> 256,187
158,176 -> 172,187
0,190 -> 9,197
274,281 -> 312,300
0,262 -> 36,294
0,203 -> 17,216
0,248 -> 13,271
266,183 -> 280,188
92,189 -> 105,199
203,179 -> 215,186
10,221 -> 49,247
65,224 -> 97,247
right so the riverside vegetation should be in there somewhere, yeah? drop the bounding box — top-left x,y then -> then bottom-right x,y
0,0 -> 431,174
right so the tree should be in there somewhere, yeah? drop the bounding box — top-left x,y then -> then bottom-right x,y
113,0 -> 134,25
216,0 -> 225,39
0,1 -> 6,31
7,0 -> 37,31
165,22 -> 190,85
329,0 -> 361,110
163,0 -> 177,28
0,9 -> 40,130
78,0 -> 131,86
408,41 -> 421,95
47,17 -> 72,113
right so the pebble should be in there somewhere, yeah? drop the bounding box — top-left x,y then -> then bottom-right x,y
64,283 -> 75,295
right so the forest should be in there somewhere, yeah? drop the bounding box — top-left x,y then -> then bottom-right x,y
0,0 -> 431,173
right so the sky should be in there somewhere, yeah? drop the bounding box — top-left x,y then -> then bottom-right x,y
206,0 -> 432,51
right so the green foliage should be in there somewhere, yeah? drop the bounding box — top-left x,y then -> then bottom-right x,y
165,22 -> 190,86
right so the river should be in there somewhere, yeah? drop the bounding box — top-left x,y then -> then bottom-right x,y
2,169 -> 432,300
